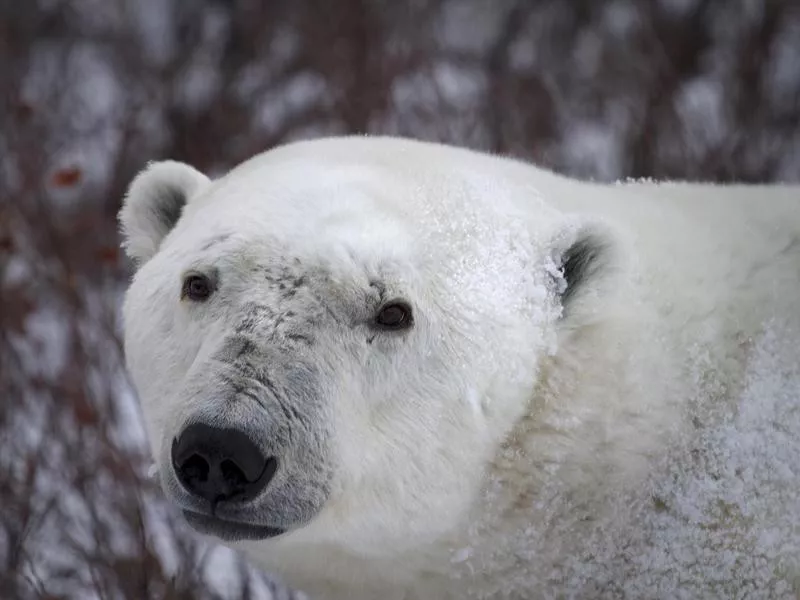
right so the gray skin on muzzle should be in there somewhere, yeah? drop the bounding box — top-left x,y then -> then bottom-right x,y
160,261 -> 336,542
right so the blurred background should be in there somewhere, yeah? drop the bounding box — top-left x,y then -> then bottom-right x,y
1,0 -> 799,598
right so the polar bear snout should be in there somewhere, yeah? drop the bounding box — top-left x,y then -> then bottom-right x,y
171,422 -> 278,504
158,356 -> 336,541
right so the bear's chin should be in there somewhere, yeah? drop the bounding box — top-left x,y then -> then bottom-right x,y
181,510 -> 286,542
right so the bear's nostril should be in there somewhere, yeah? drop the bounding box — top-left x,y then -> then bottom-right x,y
221,458 -> 247,488
181,454 -> 210,483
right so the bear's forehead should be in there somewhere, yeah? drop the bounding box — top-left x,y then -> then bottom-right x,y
166,157 -> 545,312
179,173 -> 414,260
183,155 -> 518,252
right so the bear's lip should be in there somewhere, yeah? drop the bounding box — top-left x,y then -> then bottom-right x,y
181,510 -> 286,541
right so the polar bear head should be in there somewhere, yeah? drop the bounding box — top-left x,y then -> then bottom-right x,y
119,136 -> 614,557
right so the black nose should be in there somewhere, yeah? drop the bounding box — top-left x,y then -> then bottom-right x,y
171,423 -> 277,504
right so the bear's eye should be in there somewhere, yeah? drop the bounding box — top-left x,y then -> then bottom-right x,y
375,301 -> 413,330
182,273 -> 214,302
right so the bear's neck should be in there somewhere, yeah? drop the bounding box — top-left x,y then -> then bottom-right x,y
444,300 -> 756,598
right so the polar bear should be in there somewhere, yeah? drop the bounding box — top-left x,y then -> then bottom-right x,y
119,135 -> 800,599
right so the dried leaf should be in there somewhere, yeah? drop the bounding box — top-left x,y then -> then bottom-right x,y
51,167 -> 82,188
16,100 -> 34,120
96,246 -> 119,266
72,396 -> 98,426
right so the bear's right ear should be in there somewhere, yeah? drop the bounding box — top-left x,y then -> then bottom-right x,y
118,161 -> 210,266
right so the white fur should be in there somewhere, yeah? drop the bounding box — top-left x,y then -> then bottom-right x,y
120,136 -> 800,599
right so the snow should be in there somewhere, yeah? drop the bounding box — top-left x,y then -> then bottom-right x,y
512,318 -> 800,597
561,122 -> 623,181
675,77 -> 728,157
764,18 -> 800,116
592,318 -> 800,597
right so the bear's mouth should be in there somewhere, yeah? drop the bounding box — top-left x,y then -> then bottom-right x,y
181,510 -> 286,541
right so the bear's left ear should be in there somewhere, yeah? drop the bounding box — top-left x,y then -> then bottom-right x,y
548,219 -> 624,323
118,161 -> 210,266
